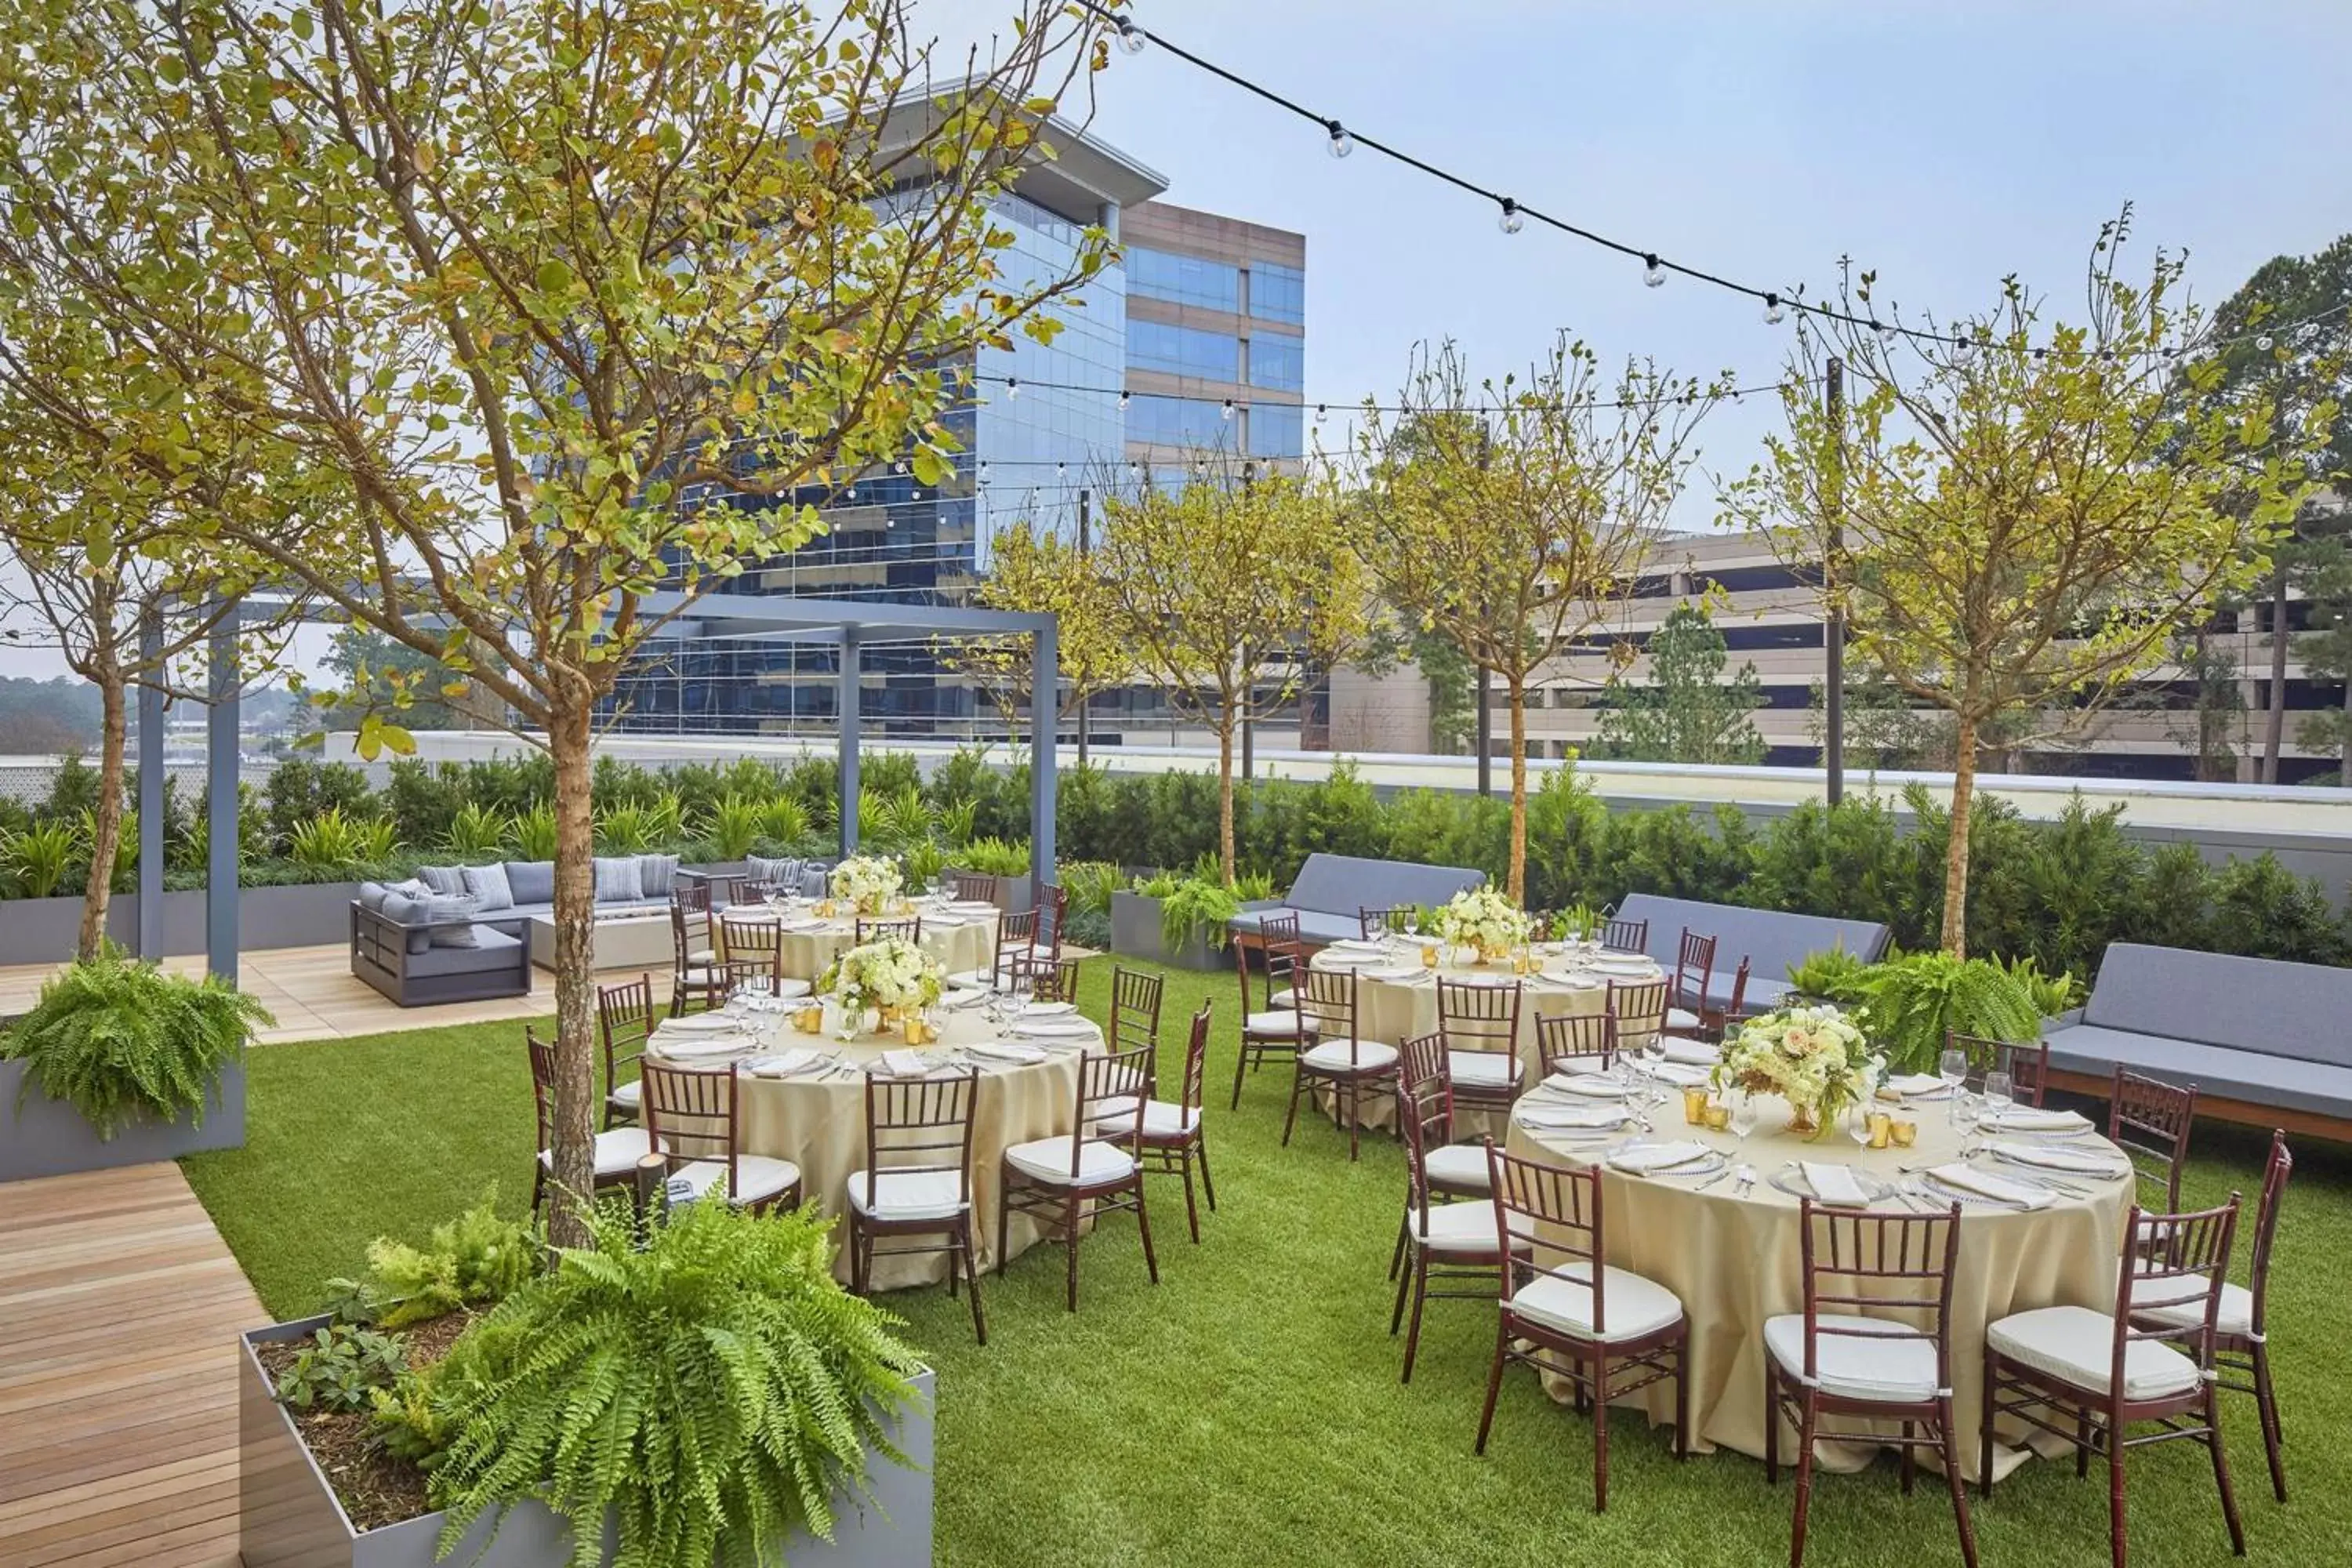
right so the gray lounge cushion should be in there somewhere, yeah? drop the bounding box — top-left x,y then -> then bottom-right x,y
415,894 -> 482,948
376,891 -> 433,955
462,862 -> 515,913
1227,907 -> 1364,948
403,926 -> 524,978
506,860 -> 556,906
2045,1022 -> 2352,1121
638,853 -> 680,899
2083,944 -> 2352,1068
1283,854 -> 1486,919
593,856 -> 644,904
358,880 -> 392,913
748,853 -> 799,887
416,864 -> 467,898
1613,895 -> 1893,985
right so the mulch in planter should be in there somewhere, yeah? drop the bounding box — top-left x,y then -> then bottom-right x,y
257,1311 -> 472,1533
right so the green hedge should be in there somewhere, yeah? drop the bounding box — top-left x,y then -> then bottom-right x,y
9,750 -> 2346,975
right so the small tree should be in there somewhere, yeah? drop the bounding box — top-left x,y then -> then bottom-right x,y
1593,604 -> 1766,764
0,0 -> 1117,1241
1091,469 -> 1364,880
946,512 -> 1134,739
1733,220 -> 2331,955
1355,337 -> 1708,902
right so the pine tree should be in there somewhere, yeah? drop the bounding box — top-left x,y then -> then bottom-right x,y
1593,606 -> 1767,764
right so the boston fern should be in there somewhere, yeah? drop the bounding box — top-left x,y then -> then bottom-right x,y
1851,951 -> 2042,1074
2,945 -> 271,1138
390,1197 -> 923,1568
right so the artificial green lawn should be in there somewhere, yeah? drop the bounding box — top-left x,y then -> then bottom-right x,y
182,960 -> 2352,1567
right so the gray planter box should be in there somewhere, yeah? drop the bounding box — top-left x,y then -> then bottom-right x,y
240,1316 -> 936,1568
0,881 -> 364,966
0,1058 -> 245,1183
953,870 -> 1033,916
1109,890 -> 1227,971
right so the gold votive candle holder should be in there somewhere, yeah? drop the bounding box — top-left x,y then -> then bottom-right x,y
1682,1086 -> 1710,1125
1419,942 -> 1440,967
900,1014 -> 935,1046
1702,1101 -> 1733,1132
791,1004 -> 824,1035
1867,1110 -> 1893,1150
1889,1118 -> 1918,1149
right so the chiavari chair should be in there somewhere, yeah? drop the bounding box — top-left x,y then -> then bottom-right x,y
668,893 -> 725,1015
1109,965 -> 1164,1054
2109,1067 -> 2197,1210
1606,977 -> 1669,1058
1134,1003 -> 1217,1242
849,1069 -> 985,1343
594,972 -> 655,1128
640,1060 -> 802,1212
855,915 -> 924,945
1947,1030 -> 2051,1109
1438,975 -> 1526,1115
1284,967 -> 1399,1161
1663,927 -> 1720,1033
1600,914 -> 1649,954
998,1042 -> 1160,1312
1232,911 -> 1316,1107
1012,952 -> 1084,1004
524,1025 -> 649,1218
1536,1011 -> 1618,1079
1391,1074 -> 1524,1383
1359,904 -> 1416,939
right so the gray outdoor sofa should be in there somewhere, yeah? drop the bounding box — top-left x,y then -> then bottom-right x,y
350,854 -> 681,1007
2042,942 -> 2352,1134
1228,852 -> 1488,949
1611,893 -> 1894,1018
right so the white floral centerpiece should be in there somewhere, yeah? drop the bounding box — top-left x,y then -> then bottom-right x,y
829,854 -> 904,916
1434,885 -> 1532,963
818,937 -> 944,1025
1711,1004 -> 1882,1138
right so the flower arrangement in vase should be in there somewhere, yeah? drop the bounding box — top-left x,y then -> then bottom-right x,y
1711,1004 -> 1882,1138
818,937 -> 944,1036
1433,885 -> 1532,964
829,855 -> 904,916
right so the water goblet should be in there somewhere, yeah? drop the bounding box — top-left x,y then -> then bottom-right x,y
1730,1091 -> 1759,1145
1982,1069 -> 2014,1127
1938,1046 -> 1969,1123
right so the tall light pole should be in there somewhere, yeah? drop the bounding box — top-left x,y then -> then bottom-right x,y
1075,486 -> 1091,768
1824,356 -> 1846,806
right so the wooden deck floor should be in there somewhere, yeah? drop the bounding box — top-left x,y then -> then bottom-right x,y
0,1163 -> 265,1568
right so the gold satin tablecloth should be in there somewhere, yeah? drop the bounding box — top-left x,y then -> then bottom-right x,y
647,1000 -> 1096,1289
1503,1089 -> 2133,1481
714,901 -> 997,985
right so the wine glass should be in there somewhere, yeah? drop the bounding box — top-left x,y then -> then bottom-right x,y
1982,1069 -> 2015,1127
1938,1046 -> 1969,1122
1730,1091 -> 1759,1145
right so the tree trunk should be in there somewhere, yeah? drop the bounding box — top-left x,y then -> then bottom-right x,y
2261,568 -> 2288,784
1216,712 -> 1236,885
1505,673 -> 1529,905
1939,710 -> 1979,960
543,704 -> 601,1247
78,670 -> 128,961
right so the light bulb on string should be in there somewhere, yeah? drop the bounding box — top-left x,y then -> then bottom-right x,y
892,458 -> 906,474
1497,198 -> 1524,235
1874,320 -> 1896,347
1004,377 -> 1019,400
1642,254 -> 1665,289
1117,390 -> 1131,411
2256,334 -> 2275,351
1314,404 -> 1328,425
1221,398 -> 1235,421
1114,14 -> 1145,54
1762,292 -> 1785,325
1325,119 -> 1353,158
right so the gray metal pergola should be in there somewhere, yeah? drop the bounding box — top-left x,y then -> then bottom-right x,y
139,593 -> 1060,982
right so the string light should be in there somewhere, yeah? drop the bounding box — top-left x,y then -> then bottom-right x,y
1325,119 -> 1353,158
1116,390 -> 1131,410
1875,321 -> 1897,347
1315,403 -> 1328,424
1642,254 -> 1665,289
1221,398 -> 1236,420
1113,13 -> 1145,53
1004,376 -> 1019,400
1762,292 -> 1786,325
2256,334 -> 2275,350
1497,198 -> 1525,235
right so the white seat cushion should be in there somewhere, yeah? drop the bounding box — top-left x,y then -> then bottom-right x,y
1666,1006 -> 1704,1030
1765,1312 -> 1944,1403
670,1154 -> 801,1207
1413,1200 -> 1523,1258
1005,1135 -> 1138,1186
1987,1305 -> 2201,1401
608,1080 -> 642,1110
1136,1099 -> 1202,1140
679,966 -> 724,987
2132,1282 -> 2256,1341
689,947 -> 717,965
1509,1261 -> 1685,1345
1301,1038 -> 1399,1075
1447,1050 -> 1523,1090
1244,1008 -> 1317,1039
1424,1142 -> 1494,1192
949,968 -> 996,989
1267,986 -> 1298,1011
542,1126 -> 652,1179
844,1168 -> 969,1221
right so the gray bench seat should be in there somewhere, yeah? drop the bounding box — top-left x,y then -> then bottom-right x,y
1613,894 -> 1891,1011
1229,853 -> 1487,949
2045,1023 -> 2352,1122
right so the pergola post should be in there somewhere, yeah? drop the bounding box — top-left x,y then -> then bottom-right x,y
1029,619 -> 1057,891
837,626 -> 861,858
136,611 -> 165,959
206,613 -> 240,982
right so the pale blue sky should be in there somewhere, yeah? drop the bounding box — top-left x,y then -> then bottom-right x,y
1050,0 -> 2352,495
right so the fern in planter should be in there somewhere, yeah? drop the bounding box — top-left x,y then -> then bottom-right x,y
1152,877 -> 1243,954
1850,952 -> 2042,1073
2,946 -> 273,1138
1785,946 -> 1875,1005
382,1197 -> 922,1567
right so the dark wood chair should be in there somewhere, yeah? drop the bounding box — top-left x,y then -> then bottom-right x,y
640,1061 -> 803,1212
1981,1197 -> 2246,1567
1536,1011 -> 1617,1079
2132,1131 -> 2293,1503
856,914 -> 923,945
2109,1066 -> 2197,1210
1392,1072 -> 1524,1383
1947,1030 -> 2051,1109
524,1025 -> 649,1218
1109,965 -> 1163,1055
998,1042 -> 1160,1313
988,907 -> 1038,988
1601,914 -> 1649,954
1359,904 -> 1415,938
1135,1002 -> 1217,1242
1766,1200 -> 1975,1568
1012,952 -> 1083,1004
1606,976 -> 1668,1057
1232,911 -> 1315,1108
949,870 -> 997,905
668,895 -> 724,1015
1389,1031 -> 1492,1283
1285,967 -> 1399,1161
594,972 -> 655,1128
1438,976 -> 1526,1115
849,1069 -> 985,1344
1477,1143 -> 1690,1511
1664,927 -> 1719,1035
1033,880 -> 1069,956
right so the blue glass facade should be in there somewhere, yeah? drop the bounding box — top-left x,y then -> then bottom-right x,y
1247,333 -> 1304,391
1250,261 -> 1305,325
1126,318 -> 1239,381
1127,245 -> 1240,310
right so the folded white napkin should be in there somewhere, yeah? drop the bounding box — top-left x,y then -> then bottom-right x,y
967,1040 -> 1048,1065
875,1049 -> 930,1078
1802,1161 -> 1871,1206
777,918 -> 830,933
1929,1163 -> 2053,1210
748,1048 -> 821,1078
1884,1073 -> 1949,1098
1515,1102 -> 1628,1131
1984,1106 -> 2092,1134
1365,964 -> 1426,980
664,1012 -> 742,1033
1661,1039 -> 1721,1066
1022,1000 -> 1077,1018
656,1034 -> 750,1058
1647,1061 -> 1714,1087
943,987 -> 992,1009
1332,937 -> 1387,952
1314,950 -> 1382,967
927,914 -> 971,927
1990,1138 -> 2128,1174
1609,1141 -> 1712,1174
947,900 -> 1000,913
1011,1019 -> 1097,1039
1544,1074 -> 1630,1100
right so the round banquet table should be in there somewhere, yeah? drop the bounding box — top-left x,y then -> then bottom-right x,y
1501,1086 -> 2136,1482
713,898 -> 998,985
1306,938 -> 1666,1132
644,998 -> 1098,1289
